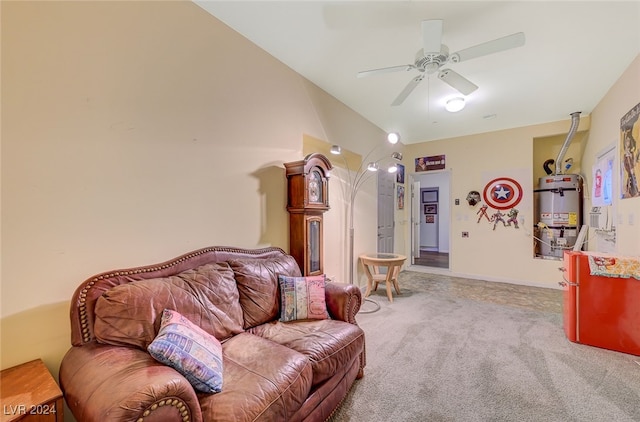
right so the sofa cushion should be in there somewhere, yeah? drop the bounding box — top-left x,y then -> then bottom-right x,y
94,263 -> 244,349
228,255 -> 301,329
278,275 -> 329,322
199,332 -> 312,421
249,319 -> 365,386
147,309 -> 224,394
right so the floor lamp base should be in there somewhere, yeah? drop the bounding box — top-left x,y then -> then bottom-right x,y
358,297 -> 380,314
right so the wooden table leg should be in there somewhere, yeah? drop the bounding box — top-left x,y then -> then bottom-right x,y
384,267 -> 394,302
392,265 -> 401,295
362,262 -> 374,298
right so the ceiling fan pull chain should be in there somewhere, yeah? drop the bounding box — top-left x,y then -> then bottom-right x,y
427,76 -> 431,119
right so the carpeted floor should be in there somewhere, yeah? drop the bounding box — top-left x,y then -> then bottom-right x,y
330,271 -> 640,422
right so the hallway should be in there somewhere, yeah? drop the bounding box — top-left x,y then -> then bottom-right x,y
414,251 -> 449,269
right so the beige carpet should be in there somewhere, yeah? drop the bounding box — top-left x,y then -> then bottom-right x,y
330,271 -> 640,422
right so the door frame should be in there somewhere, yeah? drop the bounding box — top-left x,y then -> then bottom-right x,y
410,176 -> 420,263
409,169 -> 452,269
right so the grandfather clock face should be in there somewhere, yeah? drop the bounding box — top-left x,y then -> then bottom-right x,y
308,170 -> 323,203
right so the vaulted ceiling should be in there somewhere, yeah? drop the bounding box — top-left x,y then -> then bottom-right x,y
196,1 -> 640,144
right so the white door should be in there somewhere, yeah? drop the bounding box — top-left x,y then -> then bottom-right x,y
377,171 -> 395,253
411,178 -> 421,262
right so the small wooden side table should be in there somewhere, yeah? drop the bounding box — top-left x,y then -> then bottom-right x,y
0,359 -> 64,422
359,253 -> 407,302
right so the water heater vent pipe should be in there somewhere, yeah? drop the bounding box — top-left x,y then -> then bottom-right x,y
555,111 -> 581,175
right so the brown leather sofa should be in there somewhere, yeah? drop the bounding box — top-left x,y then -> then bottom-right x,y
59,246 -> 365,422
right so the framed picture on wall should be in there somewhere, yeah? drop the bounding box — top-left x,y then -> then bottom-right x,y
426,215 -> 435,223
396,164 -> 405,184
415,155 -> 446,172
621,101 -> 640,199
424,204 -> 438,214
397,185 -> 405,209
421,190 -> 438,203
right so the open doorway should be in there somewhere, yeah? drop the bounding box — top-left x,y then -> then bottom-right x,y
411,171 -> 451,269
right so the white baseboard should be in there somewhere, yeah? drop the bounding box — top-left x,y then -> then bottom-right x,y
405,265 -> 562,290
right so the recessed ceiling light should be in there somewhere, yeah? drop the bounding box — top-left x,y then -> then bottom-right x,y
445,97 -> 465,112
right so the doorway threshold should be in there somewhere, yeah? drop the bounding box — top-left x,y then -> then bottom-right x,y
407,265 -> 452,275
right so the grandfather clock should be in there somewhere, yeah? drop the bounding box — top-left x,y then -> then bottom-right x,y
284,153 -> 332,276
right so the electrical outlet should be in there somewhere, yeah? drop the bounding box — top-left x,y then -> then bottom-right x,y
462,231 -> 469,238
455,199 -> 460,205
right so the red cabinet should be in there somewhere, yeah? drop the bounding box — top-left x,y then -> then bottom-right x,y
562,251 -> 640,356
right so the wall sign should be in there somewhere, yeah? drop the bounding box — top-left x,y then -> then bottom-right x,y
482,177 -> 523,210
415,155 -> 446,172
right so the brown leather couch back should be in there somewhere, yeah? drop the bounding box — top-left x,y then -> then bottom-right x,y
94,262 -> 246,349
228,256 -> 302,329
69,246 -> 292,346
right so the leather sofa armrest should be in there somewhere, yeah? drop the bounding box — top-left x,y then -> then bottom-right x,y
324,281 -> 362,324
60,342 -> 203,422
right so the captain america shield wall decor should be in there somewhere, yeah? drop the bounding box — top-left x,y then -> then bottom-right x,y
482,177 -> 523,210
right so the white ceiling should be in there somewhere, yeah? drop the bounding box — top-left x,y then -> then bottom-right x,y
196,1 -> 640,144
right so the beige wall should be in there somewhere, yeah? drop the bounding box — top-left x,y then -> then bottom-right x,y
403,118 -> 590,288
0,1 -> 385,379
583,54 -> 640,254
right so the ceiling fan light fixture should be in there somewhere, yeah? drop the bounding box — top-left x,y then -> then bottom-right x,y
445,97 -> 465,112
387,132 -> 400,144
367,162 -> 379,172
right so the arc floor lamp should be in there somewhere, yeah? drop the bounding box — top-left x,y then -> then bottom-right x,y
329,133 -> 403,307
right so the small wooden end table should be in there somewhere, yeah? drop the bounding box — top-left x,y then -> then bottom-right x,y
0,359 -> 64,422
359,253 -> 407,302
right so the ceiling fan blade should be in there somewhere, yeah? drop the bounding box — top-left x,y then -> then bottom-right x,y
357,64 -> 415,78
451,32 -> 525,63
422,19 -> 443,54
391,74 -> 425,106
438,69 -> 478,95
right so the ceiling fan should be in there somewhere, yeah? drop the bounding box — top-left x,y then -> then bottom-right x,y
357,20 -> 525,106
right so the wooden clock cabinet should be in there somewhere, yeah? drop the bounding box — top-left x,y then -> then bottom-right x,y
284,153 -> 332,276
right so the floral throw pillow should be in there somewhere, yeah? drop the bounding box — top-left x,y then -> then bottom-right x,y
147,309 -> 223,394
278,275 -> 329,322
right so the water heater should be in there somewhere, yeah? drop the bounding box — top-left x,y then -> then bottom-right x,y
534,174 -> 583,259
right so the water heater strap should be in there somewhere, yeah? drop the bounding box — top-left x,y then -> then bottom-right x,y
534,188 -> 578,193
